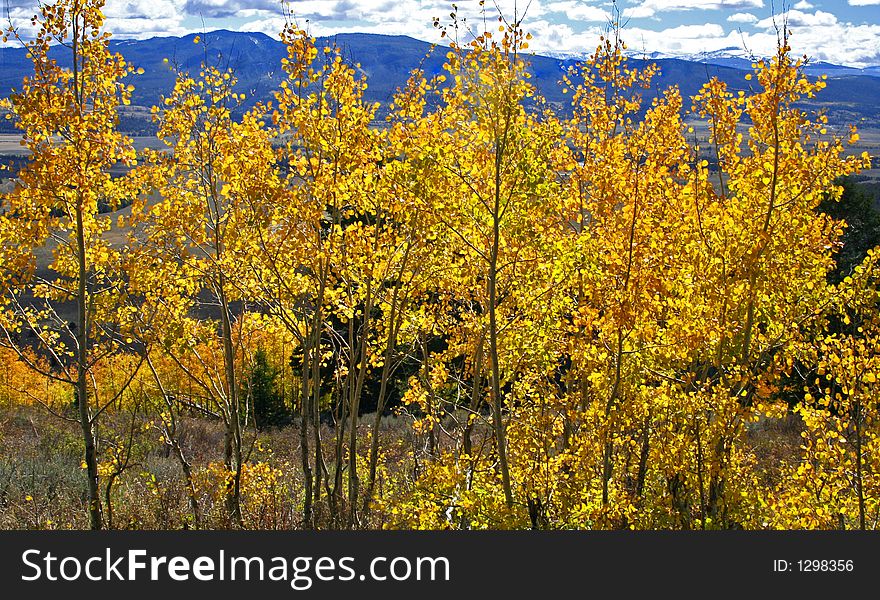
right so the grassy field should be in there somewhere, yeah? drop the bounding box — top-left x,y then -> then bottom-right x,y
0,403 -> 422,530
0,134 -> 168,157
682,122 -> 880,186
2,127 -> 877,175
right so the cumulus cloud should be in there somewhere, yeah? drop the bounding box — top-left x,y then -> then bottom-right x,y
238,0 -> 468,43
546,1 -> 611,22
756,9 -> 837,28
746,9 -> 880,67
727,12 -> 758,23
623,0 -> 763,19
3,0 -> 190,42
100,0 -> 188,36
172,0 -> 880,68
183,0 -> 282,19
621,6 -> 656,19
524,11 -> 880,68
3,0 -> 879,68
104,0 -> 183,20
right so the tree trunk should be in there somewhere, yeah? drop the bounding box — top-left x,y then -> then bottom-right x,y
218,276 -> 242,527
299,332 -> 313,528
348,276 -> 374,529
488,246 -> 513,509
76,204 -> 102,530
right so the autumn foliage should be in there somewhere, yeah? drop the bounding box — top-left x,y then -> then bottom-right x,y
0,0 -> 877,530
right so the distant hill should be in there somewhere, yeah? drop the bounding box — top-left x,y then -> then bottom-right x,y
1,30 -> 878,133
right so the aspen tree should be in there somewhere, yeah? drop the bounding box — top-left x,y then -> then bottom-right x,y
132,56 -> 271,525
0,0 -> 142,529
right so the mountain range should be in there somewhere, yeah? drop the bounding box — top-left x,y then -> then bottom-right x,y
547,46 -> 880,78
1,30 -> 879,134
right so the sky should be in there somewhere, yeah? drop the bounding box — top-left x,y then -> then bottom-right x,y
3,0 -> 880,67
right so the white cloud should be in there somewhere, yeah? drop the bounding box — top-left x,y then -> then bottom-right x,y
727,12 -> 758,23
547,1 -> 610,22
750,25 -> 880,66
101,0 -> 188,37
148,0 -> 880,69
4,0 -> 879,68
518,21 -> 730,56
848,0 -> 880,6
743,9 -> 880,67
237,1 -> 446,43
792,1 -> 813,8
654,23 -> 727,38
756,9 -> 838,28
3,0 -> 190,43
622,6 -> 656,19
526,14 -> 880,68
623,0 -> 763,19
184,0 -> 281,19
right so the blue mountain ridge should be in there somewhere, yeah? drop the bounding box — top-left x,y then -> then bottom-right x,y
1,29 -> 878,133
